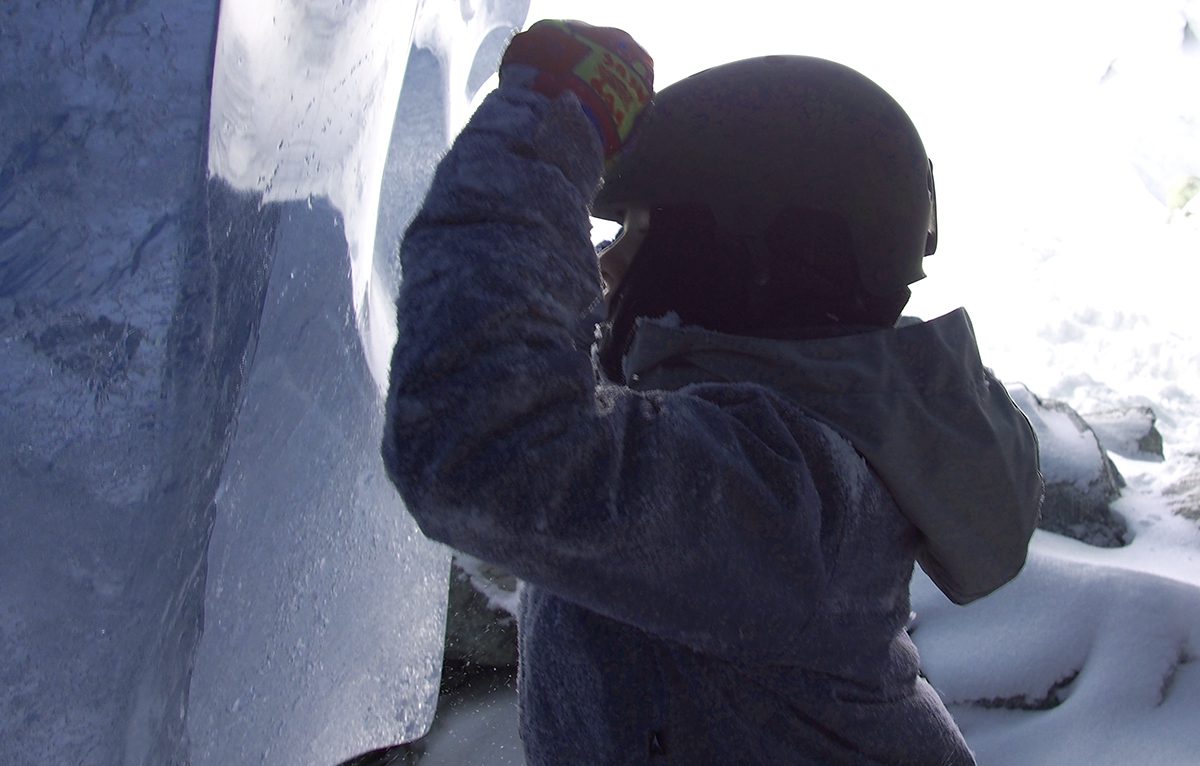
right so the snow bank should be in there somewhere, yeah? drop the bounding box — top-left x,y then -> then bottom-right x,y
912,526 -> 1200,765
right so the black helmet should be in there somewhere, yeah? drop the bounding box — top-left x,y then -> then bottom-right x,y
593,55 -> 937,300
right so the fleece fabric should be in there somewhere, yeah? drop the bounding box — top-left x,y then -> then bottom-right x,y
382,82 -> 1039,765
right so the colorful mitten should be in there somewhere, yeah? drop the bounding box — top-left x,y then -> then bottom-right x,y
501,19 -> 654,163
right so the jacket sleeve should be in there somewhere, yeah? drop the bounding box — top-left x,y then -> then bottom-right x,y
382,84 -> 847,662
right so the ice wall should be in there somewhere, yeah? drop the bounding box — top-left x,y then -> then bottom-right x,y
1,3 -> 232,763
184,195 -> 451,766
191,1 -> 529,764
1,1 -> 527,763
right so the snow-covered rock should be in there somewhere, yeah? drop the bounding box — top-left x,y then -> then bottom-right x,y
1163,452 -> 1200,521
1082,406 -> 1165,461
445,555 -> 520,669
1008,386 -> 1129,547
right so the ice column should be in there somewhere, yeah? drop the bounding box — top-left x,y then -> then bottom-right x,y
187,2 -> 528,764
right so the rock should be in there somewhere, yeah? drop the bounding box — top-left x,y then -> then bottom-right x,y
1163,452 -> 1200,522
970,669 -> 1080,712
444,554 -> 520,669
1080,406 -> 1165,462
1008,385 -> 1129,547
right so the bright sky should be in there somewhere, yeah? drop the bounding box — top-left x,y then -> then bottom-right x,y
523,1 -> 1199,390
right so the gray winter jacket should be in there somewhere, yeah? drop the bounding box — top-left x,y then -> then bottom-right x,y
383,83 -> 1042,765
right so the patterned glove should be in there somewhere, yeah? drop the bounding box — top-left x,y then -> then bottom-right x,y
500,19 -> 654,164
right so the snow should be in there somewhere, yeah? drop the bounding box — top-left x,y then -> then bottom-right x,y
418,686 -> 525,766
456,553 -> 524,618
1008,386 -> 1108,491
912,521 -> 1200,765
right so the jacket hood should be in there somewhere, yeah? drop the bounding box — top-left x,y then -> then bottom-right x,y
623,308 -> 1043,605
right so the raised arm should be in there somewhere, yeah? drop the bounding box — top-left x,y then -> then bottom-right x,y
382,26 -> 851,661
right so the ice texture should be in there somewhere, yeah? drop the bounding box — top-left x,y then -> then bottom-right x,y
1,4 -> 230,763
1,0 -> 527,763
183,197 -> 449,765
192,1 -> 529,763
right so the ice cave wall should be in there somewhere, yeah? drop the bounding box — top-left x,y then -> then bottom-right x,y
1,4 -> 232,763
0,1 -> 528,764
